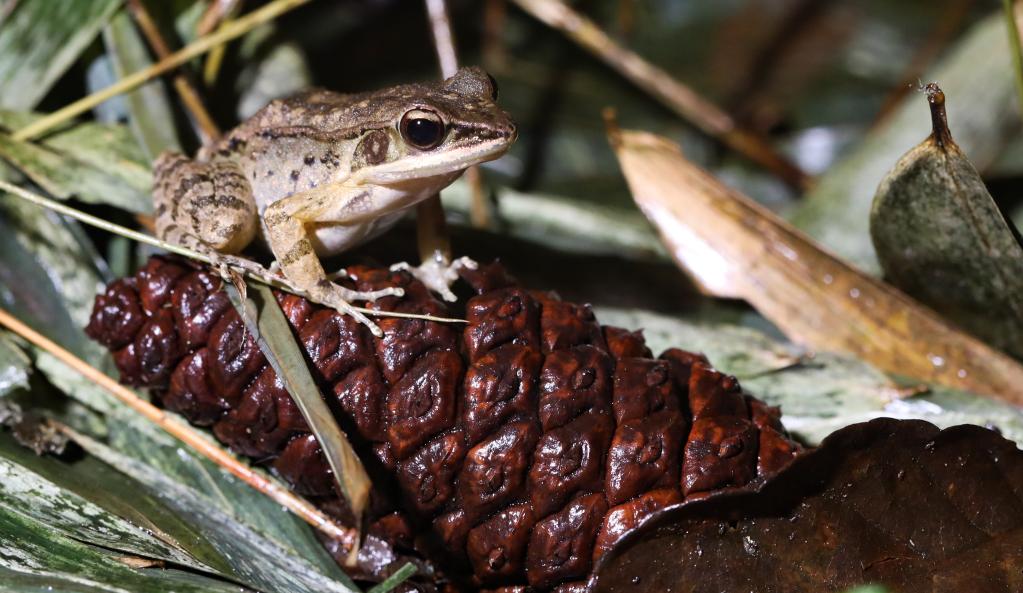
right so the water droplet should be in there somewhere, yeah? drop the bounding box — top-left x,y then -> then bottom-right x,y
957,368 -> 967,378
849,287 -> 861,299
929,354 -> 945,368
822,274 -> 834,285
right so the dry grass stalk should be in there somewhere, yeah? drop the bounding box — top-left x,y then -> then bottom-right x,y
126,0 -> 222,144
513,0 -> 811,191
609,126 -> 1023,405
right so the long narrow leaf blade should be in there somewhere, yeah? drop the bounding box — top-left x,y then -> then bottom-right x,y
611,128 -> 1023,404
229,283 -> 371,529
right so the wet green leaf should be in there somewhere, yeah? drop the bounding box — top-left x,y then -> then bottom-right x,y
0,503 -> 247,593
0,435 -> 212,573
0,332 -> 30,397
103,10 -> 182,160
0,431 -> 235,578
0,195 -> 119,413
0,112 -> 152,214
101,406 -> 352,585
871,85 -> 1023,360
70,429 -> 359,593
0,0 -> 121,111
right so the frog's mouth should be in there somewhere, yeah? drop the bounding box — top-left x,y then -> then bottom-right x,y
362,136 -> 512,184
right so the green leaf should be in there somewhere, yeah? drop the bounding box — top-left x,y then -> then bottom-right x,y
69,430 -> 360,593
0,332 -> 31,397
0,195 -> 120,413
0,435 -> 213,573
100,406 -> 352,585
0,0 -> 122,111
0,431 -> 234,578
871,86 -> 1023,360
0,504 -> 247,593
227,283 -> 371,526
789,9 -> 1023,274
0,112 -> 152,214
102,10 -> 182,160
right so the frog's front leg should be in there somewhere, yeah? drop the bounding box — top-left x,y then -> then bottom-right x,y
262,182 -> 404,337
153,153 -> 268,279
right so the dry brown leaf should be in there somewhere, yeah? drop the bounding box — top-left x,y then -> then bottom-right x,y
609,127 -> 1023,405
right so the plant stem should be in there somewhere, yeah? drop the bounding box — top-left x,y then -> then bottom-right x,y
126,0 -> 222,144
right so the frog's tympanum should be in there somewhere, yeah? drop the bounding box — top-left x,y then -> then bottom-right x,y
153,67 -> 516,334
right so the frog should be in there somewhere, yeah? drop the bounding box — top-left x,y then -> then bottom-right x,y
152,67 -> 516,336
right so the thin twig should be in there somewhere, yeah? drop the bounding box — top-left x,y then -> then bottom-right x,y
482,0 -> 508,69
1003,0 -> 1023,115
12,0 -> 311,142
417,0 -> 458,260
198,0 -> 244,36
126,0 -> 221,144
423,0 -> 491,234
199,0 -> 245,86
0,181 -> 468,327
0,306 -> 360,553
510,0 -> 812,191
425,0 -> 459,79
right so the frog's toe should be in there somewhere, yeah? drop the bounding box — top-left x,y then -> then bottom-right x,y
391,255 -> 475,302
340,285 -> 405,302
337,301 -> 383,337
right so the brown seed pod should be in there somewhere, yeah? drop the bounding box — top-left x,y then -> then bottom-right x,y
86,255 -> 803,590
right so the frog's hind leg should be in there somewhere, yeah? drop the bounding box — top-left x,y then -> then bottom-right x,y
153,153 -> 267,279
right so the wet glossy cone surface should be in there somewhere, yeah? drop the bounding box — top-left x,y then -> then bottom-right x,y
86,256 -> 803,591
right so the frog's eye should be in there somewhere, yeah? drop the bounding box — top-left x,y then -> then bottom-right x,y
400,109 -> 445,150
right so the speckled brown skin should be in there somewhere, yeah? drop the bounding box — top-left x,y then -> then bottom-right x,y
87,256 -> 803,591
152,68 -> 516,334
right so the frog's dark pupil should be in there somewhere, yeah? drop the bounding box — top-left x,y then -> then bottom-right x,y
406,118 -> 444,149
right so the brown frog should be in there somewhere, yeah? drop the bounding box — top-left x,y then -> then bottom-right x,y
153,67 -> 516,335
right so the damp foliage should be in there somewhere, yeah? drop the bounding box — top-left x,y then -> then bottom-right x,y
593,418 -> 1023,593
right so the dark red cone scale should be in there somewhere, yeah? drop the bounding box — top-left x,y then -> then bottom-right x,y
86,256 -> 802,591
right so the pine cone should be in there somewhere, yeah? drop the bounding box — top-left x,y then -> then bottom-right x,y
86,256 -> 802,591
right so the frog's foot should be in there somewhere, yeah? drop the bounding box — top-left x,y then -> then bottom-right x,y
390,254 -> 476,302
203,251 -> 278,285
309,281 -> 405,337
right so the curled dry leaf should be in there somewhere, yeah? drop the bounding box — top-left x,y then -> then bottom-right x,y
871,84 -> 1023,360
609,127 -> 1023,405
593,418 -> 1023,593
